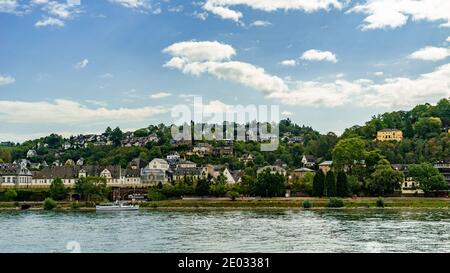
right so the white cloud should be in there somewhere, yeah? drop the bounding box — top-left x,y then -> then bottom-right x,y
150,92 -> 172,99
280,59 -> 297,66
347,0 -> 450,30
108,0 -> 150,10
35,17 -> 64,27
202,0 -> 343,21
163,41 -> 236,62
164,40 -> 450,109
0,0 -> 18,13
250,20 -> 271,27
0,99 -> 168,124
0,74 -> 15,86
98,73 -> 114,79
85,99 -> 108,107
300,49 -> 338,63
74,59 -> 89,69
447,36 -> 450,43
281,111 -> 294,116
408,46 -> 450,61
374,71 -> 384,76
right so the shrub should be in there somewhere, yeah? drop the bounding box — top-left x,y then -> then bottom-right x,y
327,197 -> 344,208
226,191 -> 240,201
376,197 -> 385,208
5,189 -> 17,201
43,198 -> 57,210
71,202 -> 81,210
147,190 -> 166,201
302,200 -> 312,209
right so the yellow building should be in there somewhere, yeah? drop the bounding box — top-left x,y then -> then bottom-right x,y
376,129 -> 403,141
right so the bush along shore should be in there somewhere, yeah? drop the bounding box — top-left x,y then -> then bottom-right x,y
1,197 -> 450,211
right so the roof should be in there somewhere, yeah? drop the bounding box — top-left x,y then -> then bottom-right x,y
293,168 -> 315,173
231,170 -> 243,181
0,164 -> 21,176
319,161 -> 333,166
173,167 -> 205,176
33,165 -> 122,179
378,129 -> 402,132
150,158 -> 169,165
303,155 -> 316,162
257,165 -> 286,173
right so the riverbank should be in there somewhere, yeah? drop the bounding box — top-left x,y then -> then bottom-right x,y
1,197 -> 450,211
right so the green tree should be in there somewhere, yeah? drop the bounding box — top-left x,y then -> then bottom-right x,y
367,159 -> 404,196
5,189 -> 17,201
74,176 -> 108,202
336,171 -> 348,197
195,179 -> 210,196
110,127 -> 124,146
291,172 -> 314,195
408,163 -> 448,193
325,171 -> 336,197
0,149 -> 12,163
43,198 -> 57,210
312,170 -> 325,197
255,169 -> 285,197
49,178 -> 67,201
134,128 -> 149,137
332,137 -> 366,172
414,117 -> 442,138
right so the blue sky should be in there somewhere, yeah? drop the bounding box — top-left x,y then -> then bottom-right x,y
0,0 -> 450,142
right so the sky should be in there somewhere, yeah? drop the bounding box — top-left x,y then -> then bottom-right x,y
0,0 -> 450,142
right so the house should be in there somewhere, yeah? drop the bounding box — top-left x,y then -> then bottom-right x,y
206,164 -> 223,179
121,134 -> 159,147
0,163 -> 32,187
434,162 -> 450,188
239,154 -> 254,164
32,165 -> 127,187
166,152 -> 180,162
141,159 -> 170,185
176,160 -> 197,169
172,167 -> 208,182
257,166 -> 287,176
192,143 -> 213,155
65,159 -> 75,166
301,155 -> 316,168
291,168 -> 315,180
223,168 -> 243,184
122,168 -> 142,185
212,147 -> 234,156
76,158 -> 84,166
130,158 -> 149,170
148,158 -> 170,172
319,161 -> 333,174
27,149 -> 37,158
376,129 -> 403,141
392,164 -> 424,195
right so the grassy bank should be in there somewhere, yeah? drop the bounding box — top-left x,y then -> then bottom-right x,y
141,197 -> 450,209
1,197 -> 450,211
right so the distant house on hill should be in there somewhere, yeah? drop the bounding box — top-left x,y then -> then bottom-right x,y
301,155 -> 316,168
319,161 -> 333,174
376,129 -> 403,141
257,166 -> 287,176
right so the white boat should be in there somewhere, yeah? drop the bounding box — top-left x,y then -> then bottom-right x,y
96,201 -> 139,212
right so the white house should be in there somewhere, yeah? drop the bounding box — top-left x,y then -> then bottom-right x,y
148,158 -> 170,172
27,149 -> 37,158
223,168 -> 243,184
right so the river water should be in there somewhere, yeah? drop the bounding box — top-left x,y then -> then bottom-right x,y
1,209 -> 450,253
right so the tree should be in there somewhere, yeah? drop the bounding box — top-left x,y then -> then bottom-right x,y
49,178 -> 67,201
110,127 -> 124,146
254,169 -> 285,197
367,159 -> 403,196
5,189 -> 17,201
336,171 -> 348,197
291,172 -> 314,195
408,163 -> 448,193
0,149 -> 12,163
134,128 -> 149,137
325,171 -> 336,197
75,176 -> 108,202
43,198 -> 57,210
312,170 -> 325,197
332,137 -> 366,172
195,179 -> 210,196
414,117 -> 442,138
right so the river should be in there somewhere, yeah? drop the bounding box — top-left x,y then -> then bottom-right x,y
1,209 -> 450,253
